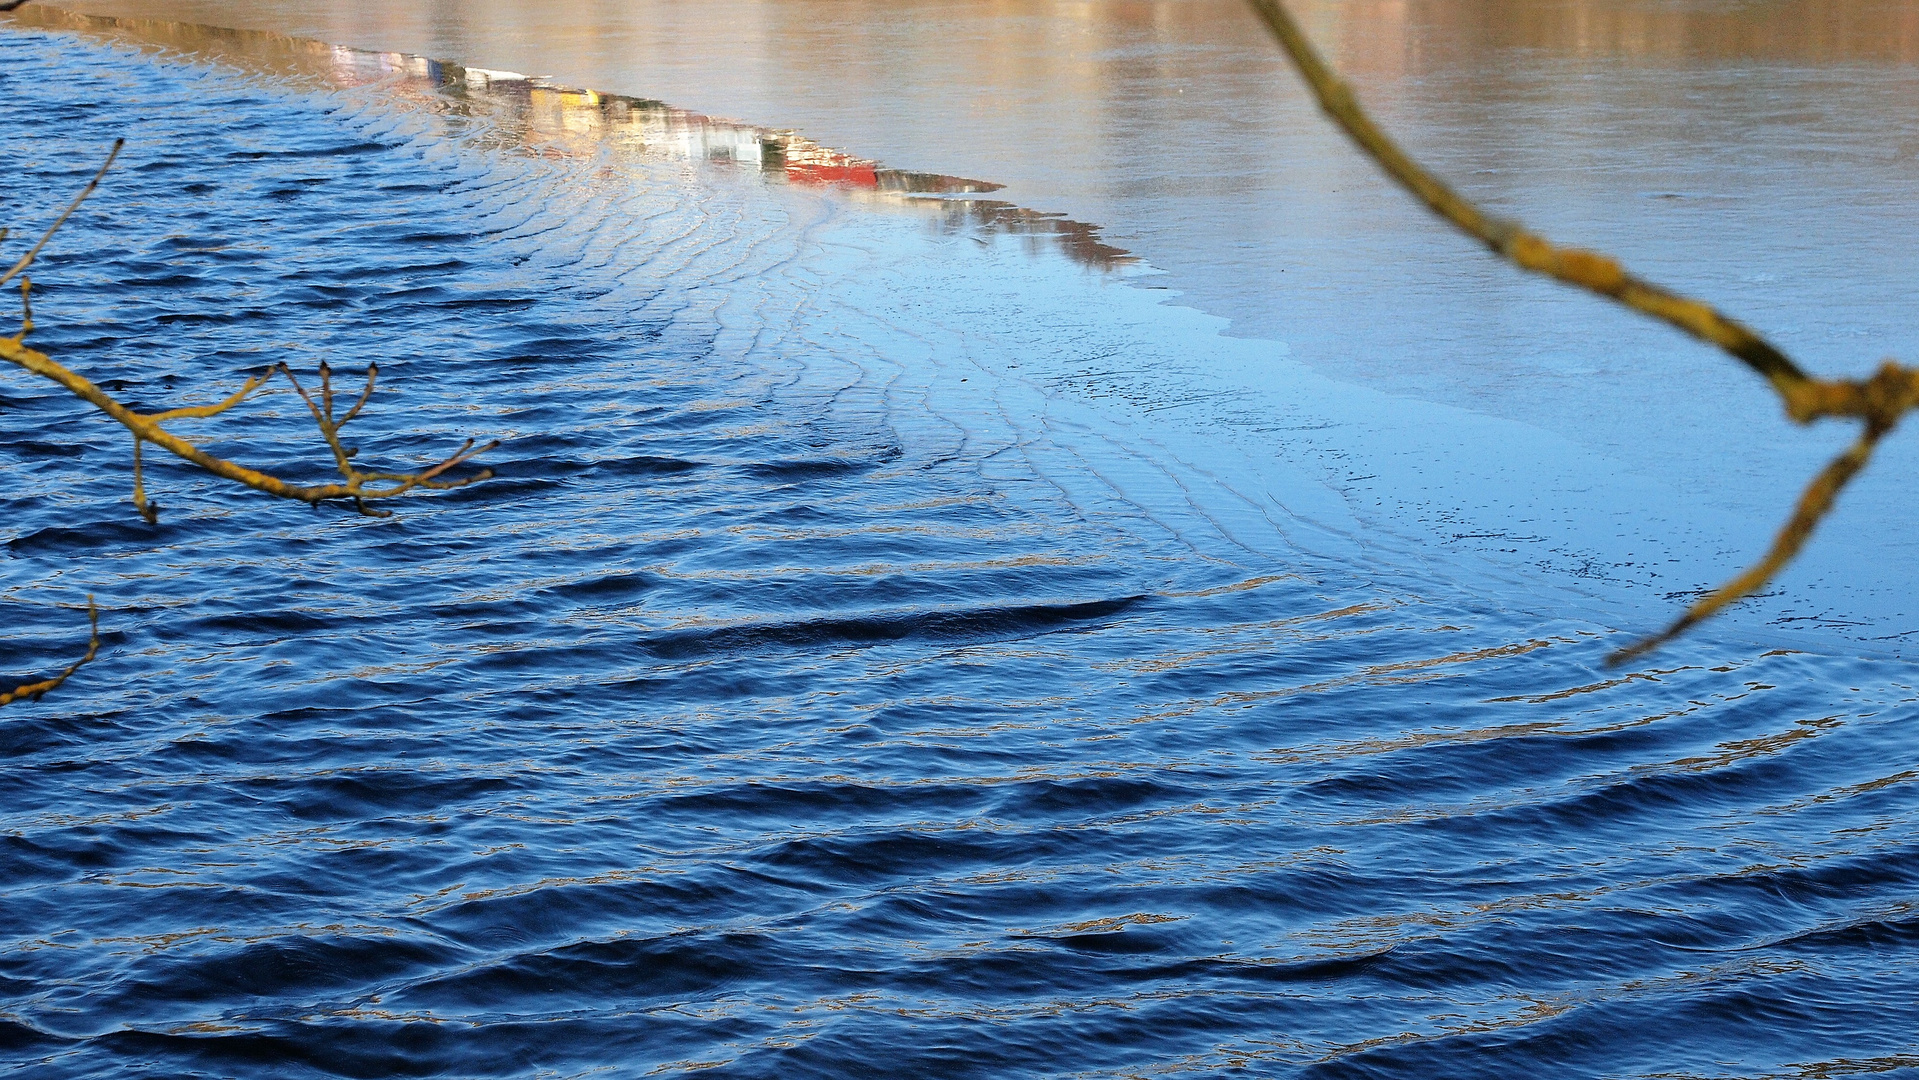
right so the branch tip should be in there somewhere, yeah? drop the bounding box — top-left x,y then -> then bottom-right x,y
1,597 -> 101,707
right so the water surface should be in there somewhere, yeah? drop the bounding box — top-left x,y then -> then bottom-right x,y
2,9 -> 1917,1079
32,0 -> 1919,637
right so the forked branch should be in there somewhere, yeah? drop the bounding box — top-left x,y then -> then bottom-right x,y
1,142 -> 497,524
1245,0 -> 1919,662
2,142 -> 497,707
3,333 -> 497,522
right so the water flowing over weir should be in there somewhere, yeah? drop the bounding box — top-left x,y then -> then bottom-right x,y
3,10 -> 1918,1080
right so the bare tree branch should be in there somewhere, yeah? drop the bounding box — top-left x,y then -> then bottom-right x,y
0,138 -> 121,291
1244,0 -> 1919,662
1611,422 -> 1887,664
1,142 -> 498,525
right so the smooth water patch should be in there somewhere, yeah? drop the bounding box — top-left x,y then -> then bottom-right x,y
2,19 -> 1917,1080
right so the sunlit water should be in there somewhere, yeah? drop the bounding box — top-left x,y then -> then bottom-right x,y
31,0 -> 1919,634
2,12 -> 1917,1079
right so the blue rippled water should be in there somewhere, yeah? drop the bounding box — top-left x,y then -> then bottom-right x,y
3,16 -> 1918,1079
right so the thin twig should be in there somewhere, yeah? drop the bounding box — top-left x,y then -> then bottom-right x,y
146,372 -> 271,422
0,139 -> 122,292
0,142 -> 497,522
339,362 -> 377,426
1242,2 -> 1808,398
1,598 -> 100,707
1,139 -> 497,710
1611,425 -> 1885,664
130,434 -> 156,523
279,362 -> 357,474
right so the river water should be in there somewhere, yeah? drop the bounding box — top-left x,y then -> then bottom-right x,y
2,4 -> 1916,1078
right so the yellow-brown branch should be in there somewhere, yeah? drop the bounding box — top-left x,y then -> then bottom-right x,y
1244,0 -> 1918,662
0,333 -> 496,519
3,141 -> 495,523
1,142 -> 501,707
1,139 -> 122,293
1610,425 -> 1891,665
1,599 -> 99,706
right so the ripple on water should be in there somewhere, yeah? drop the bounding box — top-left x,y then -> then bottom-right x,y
1,17 -> 1917,1080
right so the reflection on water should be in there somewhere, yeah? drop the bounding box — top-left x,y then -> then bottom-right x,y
7,5 -> 1133,271
436,68 -> 1134,270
